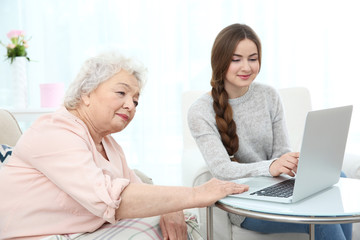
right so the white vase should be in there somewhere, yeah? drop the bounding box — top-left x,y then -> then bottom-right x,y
12,56 -> 28,108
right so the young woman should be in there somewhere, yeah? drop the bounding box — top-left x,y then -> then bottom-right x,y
187,23 -> 352,240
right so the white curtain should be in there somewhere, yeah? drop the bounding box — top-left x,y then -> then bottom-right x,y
0,0 -> 359,185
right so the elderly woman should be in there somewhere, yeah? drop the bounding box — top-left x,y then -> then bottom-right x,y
0,51 -> 248,240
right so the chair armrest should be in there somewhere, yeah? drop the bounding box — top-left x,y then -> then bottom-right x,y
181,148 -> 207,187
192,168 -> 232,240
182,147 -> 232,239
133,169 -> 153,184
342,153 -> 360,179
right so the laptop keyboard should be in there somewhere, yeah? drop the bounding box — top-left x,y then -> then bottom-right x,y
250,179 -> 295,198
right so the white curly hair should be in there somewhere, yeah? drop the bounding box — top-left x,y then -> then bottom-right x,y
64,50 -> 147,109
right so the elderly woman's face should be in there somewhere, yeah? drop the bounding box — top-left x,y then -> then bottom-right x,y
83,69 -> 140,134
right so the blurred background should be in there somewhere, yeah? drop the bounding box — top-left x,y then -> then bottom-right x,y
0,0 -> 359,185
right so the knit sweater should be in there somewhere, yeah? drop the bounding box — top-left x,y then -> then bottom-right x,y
187,82 -> 292,181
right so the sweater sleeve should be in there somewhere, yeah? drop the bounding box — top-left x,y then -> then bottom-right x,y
187,95 -> 274,181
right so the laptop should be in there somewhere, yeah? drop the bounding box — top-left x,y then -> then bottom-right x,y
230,105 -> 353,203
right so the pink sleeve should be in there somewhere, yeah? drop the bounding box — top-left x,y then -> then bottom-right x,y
15,118 -> 131,224
129,169 -> 143,183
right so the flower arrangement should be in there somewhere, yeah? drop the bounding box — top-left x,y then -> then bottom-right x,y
0,30 -> 31,64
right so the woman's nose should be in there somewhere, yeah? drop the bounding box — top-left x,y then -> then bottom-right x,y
123,97 -> 136,110
241,60 -> 251,71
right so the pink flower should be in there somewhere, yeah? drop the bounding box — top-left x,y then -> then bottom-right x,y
7,30 -> 25,39
7,43 -> 16,49
1,29 -> 31,63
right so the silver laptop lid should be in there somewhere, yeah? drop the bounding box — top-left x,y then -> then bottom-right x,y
292,105 -> 353,202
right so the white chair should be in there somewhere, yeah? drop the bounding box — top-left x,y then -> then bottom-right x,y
181,87 -> 312,240
0,109 -> 22,146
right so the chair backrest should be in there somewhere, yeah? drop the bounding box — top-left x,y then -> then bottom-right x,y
182,91 -> 206,150
278,87 -> 312,151
181,87 -> 312,186
0,109 -> 22,146
181,91 -> 208,187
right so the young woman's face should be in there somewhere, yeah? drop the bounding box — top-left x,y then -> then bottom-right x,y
225,38 -> 260,98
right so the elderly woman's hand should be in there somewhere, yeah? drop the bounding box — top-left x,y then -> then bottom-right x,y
193,178 -> 249,208
117,178 -> 248,220
160,211 -> 187,240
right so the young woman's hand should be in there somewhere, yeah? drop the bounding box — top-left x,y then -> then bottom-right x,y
269,152 -> 299,177
193,178 -> 249,208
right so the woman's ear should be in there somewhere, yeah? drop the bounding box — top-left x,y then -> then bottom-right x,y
81,93 -> 91,106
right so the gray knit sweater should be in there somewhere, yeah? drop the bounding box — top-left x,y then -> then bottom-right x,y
187,82 -> 292,181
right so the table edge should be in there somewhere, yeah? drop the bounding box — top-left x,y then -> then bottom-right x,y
215,202 -> 360,224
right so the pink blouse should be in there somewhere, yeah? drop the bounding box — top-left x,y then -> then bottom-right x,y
0,107 -> 142,240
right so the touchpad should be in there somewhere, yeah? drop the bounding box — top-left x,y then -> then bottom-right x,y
233,176 -> 289,190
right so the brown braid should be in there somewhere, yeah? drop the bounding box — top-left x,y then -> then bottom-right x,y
211,83 -> 239,161
210,23 -> 262,162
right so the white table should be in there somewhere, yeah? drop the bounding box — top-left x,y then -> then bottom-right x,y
207,178 -> 360,240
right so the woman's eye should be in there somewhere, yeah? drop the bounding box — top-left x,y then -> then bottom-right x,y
231,59 -> 240,62
133,101 -> 139,107
249,58 -> 258,62
117,91 -> 125,96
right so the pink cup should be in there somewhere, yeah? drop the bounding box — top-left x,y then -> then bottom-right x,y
39,83 -> 64,108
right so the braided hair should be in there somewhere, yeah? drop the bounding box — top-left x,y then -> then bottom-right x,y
210,24 -> 262,161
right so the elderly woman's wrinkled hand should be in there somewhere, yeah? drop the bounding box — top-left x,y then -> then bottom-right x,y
160,211 -> 187,240
193,178 -> 249,208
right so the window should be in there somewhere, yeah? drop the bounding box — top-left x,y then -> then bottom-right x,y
0,0 -> 358,185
